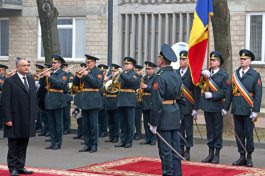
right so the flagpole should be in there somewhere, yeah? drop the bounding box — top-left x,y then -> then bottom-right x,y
207,14 -> 211,68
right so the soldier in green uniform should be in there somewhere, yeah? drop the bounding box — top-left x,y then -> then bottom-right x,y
75,55 -> 103,153
176,50 -> 200,161
43,55 -> 67,150
115,57 -> 140,148
222,49 -> 262,167
98,64 -> 109,138
0,64 -> 8,129
139,61 -> 157,146
199,51 -> 229,164
104,64 -> 121,143
134,64 -> 143,140
149,44 -> 183,176
62,63 -> 74,135
72,63 -> 86,140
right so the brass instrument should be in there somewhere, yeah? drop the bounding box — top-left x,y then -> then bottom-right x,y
34,68 -> 53,79
136,67 -> 146,102
75,67 -> 88,78
5,70 -> 16,77
104,70 -> 122,94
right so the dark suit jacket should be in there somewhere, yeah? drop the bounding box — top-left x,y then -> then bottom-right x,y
1,73 -> 37,138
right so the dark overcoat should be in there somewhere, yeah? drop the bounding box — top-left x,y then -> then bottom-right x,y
2,73 -> 37,138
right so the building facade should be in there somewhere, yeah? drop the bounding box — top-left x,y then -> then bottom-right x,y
1,0 -> 265,104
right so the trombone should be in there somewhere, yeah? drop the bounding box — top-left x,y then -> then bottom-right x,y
75,67 -> 88,78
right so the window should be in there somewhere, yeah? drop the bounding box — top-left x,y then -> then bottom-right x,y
38,18 -> 86,62
0,19 -> 9,59
246,13 -> 265,64
120,13 -> 193,65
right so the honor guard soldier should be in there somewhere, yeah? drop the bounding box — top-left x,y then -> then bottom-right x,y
139,61 -> 157,145
75,55 -> 103,153
199,51 -> 229,164
223,49 -> 262,167
149,44 -> 183,176
62,63 -> 74,135
115,57 -> 140,148
43,55 -> 68,150
134,64 -> 143,140
72,63 -> 86,140
98,64 -> 109,138
104,64 -> 121,143
0,64 -> 8,129
177,50 -> 200,161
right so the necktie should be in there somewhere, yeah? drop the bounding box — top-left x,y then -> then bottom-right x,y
242,71 -> 244,77
23,76 -> 29,91
211,70 -> 214,76
181,70 -> 184,74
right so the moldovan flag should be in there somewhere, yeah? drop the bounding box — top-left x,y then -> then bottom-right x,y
188,0 -> 213,85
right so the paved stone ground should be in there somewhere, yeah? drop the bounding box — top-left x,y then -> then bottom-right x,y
0,130 -> 264,170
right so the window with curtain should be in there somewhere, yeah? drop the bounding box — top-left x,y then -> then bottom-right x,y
247,14 -> 264,63
39,18 -> 86,61
0,19 -> 9,58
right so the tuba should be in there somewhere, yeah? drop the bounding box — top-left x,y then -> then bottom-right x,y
104,70 -> 121,94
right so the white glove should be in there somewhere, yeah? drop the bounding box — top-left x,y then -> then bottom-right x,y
204,92 -> 213,99
150,125 -> 157,134
221,109 -> 228,116
201,70 -> 211,78
118,68 -> 123,73
192,110 -> 198,120
250,112 -> 258,122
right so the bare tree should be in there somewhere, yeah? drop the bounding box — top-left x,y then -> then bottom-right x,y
37,0 -> 60,63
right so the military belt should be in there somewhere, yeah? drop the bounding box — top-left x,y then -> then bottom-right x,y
119,89 -> 135,93
105,94 -> 117,97
75,90 -> 81,93
233,92 -> 254,97
82,88 -> 99,92
48,89 -> 63,93
143,93 -> 151,96
162,100 -> 176,104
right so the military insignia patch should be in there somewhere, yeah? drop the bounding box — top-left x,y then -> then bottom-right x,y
62,76 -> 67,81
258,79 -> 261,86
153,82 -> 158,90
97,74 -> 103,79
0,79 -> 4,84
226,80 -> 231,86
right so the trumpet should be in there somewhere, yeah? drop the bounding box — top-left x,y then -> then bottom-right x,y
34,68 -> 53,79
75,67 -> 88,78
5,70 -> 16,77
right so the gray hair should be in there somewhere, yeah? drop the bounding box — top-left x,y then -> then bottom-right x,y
16,57 -> 28,66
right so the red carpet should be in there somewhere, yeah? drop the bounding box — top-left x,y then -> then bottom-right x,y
69,156 -> 265,176
0,164 -> 102,176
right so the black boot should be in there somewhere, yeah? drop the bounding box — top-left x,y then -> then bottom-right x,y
232,153 -> 246,166
180,146 -> 184,157
212,148 -> 220,164
246,152 -> 253,167
202,148 -> 214,163
184,147 -> 190,161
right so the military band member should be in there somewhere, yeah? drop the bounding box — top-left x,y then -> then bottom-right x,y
62,63 -> 73,135
223,49 -> 262,167
43,55 -> 67,150
72,63 -> 86,140
104,64 -> 121,143
139,61 -> 157,145
98,64 -> 109,138
115,57 -> 140,148
75,55 -> 103,153
134,64 -> 143,140
0,64 -> 8,129
177,50 -> 199,161
199,51 -> 229,164
150,44 -> 183,176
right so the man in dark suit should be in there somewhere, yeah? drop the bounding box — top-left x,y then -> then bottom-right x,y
0,64 -> 8,130
2,58 -> 37,176
199,51 -> 229,164
223,49 -> 262,167
150,44 -> 183,176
